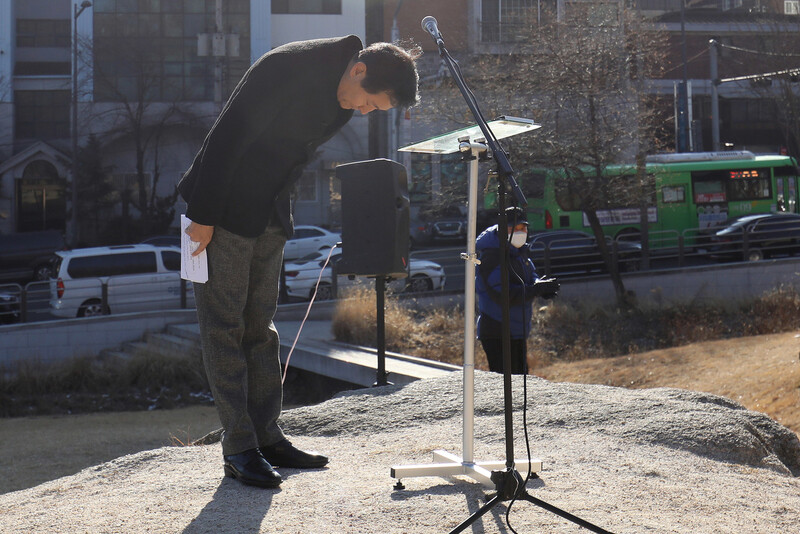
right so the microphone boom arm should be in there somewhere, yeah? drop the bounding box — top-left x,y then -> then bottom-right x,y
422,18 -> 527,208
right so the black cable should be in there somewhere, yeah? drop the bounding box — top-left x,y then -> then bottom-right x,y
501,213 -> 536,534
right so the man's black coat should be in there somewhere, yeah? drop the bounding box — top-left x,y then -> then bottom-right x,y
178,35 -> 362,238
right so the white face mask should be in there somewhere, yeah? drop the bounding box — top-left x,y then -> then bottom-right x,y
509,230 -> 527,248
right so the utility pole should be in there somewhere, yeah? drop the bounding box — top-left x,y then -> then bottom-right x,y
197,0 -> 239,107
709,39 -> 720,152
677,0 -> 690,152
365,0 -> 386,159
388,0 -> 406,161
70,0 -> 92,246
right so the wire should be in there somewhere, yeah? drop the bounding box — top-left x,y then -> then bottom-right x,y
502,228 -> 536,534
280,244 -> 339,385
660,48 -> 708,76
718,41 -> 800,58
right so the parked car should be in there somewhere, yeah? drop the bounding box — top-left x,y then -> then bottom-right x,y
49,244 -> 193,318
283,225 -> 341,261
704,212 -> 800,262
140,235 -> 180,247
0,230 -> 65,283
0,288 -> 20,324
528,230 -> 642,276
409,218 -> 468,248
283,250 -> 445,301
410,206 -> 469,248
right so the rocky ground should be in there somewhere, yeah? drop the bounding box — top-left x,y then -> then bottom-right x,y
1,372 -> 798,533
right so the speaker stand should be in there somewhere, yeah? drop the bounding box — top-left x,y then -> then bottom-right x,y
390,140 -> 541,487
374,275 -> 391,387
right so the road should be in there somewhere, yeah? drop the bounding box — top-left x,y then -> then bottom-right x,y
4,244 -> 761,324
410,243 -> 724,294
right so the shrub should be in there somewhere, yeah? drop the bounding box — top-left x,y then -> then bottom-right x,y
0,350 -> 210,417
333,285 -> 800,371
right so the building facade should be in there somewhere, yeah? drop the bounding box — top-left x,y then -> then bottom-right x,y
0,0 -> 368,240
1,0 -> 797,239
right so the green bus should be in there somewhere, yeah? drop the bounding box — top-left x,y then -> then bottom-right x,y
494,151 -> 800,247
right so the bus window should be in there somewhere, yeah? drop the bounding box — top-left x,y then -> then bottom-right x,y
661,185 -> 685,203
728,177 -> 771,201
774,165 -> 799,213
554,184 -> 583,212
521,172 -> 546,200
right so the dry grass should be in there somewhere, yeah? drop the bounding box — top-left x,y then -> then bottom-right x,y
332,286 -> 800,435
0,351 -> 211,417
332,288 -> 473,366
535,331 -> 800,435
332,285 -> 800,371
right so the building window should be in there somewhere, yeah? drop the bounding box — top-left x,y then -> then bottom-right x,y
409,154 -> 432,203
14,62 -> 71,76
272,0 -> 342,14
14,90 -> 70,140
480,0 -> 537,43
17,161 -> 67,232
296,171 -> 319,202
563,1 -> 621,27
16,19 -> 71,48
93,1 -> 250,102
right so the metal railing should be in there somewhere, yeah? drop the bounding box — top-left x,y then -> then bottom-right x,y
531,221 -> 800,277
0,274 -> 194,325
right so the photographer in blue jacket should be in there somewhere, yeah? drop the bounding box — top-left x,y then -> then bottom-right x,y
475,207 -> 559,374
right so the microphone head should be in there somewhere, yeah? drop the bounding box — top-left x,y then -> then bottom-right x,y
421,15 -> 437,32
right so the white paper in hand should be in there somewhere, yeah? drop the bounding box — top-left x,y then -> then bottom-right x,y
181,214 -> 208,283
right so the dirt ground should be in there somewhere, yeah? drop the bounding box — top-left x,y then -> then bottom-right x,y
534,329 -> 800,436
0,405 -> 222,495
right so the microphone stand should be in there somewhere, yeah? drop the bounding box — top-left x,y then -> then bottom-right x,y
423,23 -> 614,534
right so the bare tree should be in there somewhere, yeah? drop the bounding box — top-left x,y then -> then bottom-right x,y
87,34 -> 208,238
76,134 -> 116,244
418,5 -> 666,307
731,16 -> 800,159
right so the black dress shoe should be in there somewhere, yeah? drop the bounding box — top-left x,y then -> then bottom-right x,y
260,439 -> 329,468
223,448 -> 282,488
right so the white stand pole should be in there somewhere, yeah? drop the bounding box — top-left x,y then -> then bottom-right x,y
390,142 -> 541,487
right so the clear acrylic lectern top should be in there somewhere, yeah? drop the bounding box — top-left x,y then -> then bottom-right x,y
398,116 -> 541,154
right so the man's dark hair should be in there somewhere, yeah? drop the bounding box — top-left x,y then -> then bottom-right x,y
357,42 -> 421,109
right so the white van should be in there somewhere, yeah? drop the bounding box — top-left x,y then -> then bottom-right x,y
49,244 -> 194,318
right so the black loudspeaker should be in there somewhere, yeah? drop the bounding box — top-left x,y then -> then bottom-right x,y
336,158 -> 410,277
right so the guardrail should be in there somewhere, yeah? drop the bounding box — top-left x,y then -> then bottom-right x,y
0,275 -> 194,325
532,221 -> 800,276
5,220 -> 800,324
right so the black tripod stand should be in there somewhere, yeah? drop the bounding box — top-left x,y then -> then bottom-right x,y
418,15 -> 615,534
448,175 -> 612,534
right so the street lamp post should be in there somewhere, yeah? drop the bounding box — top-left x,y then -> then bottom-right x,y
388,0 -> 405,159
70,0 -> 91,246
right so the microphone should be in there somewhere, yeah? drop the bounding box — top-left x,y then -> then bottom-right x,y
421,16 -> 443,45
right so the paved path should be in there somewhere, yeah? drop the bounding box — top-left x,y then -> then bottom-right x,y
170,318 -> 460,387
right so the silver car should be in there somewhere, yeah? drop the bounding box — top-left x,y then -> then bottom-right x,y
49,244 -> 194,318
283,225 -> 341,261
283,250 -> 446,301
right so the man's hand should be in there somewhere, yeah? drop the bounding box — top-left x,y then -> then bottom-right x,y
185,222 -> 214,257
533,277 -> 560,299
